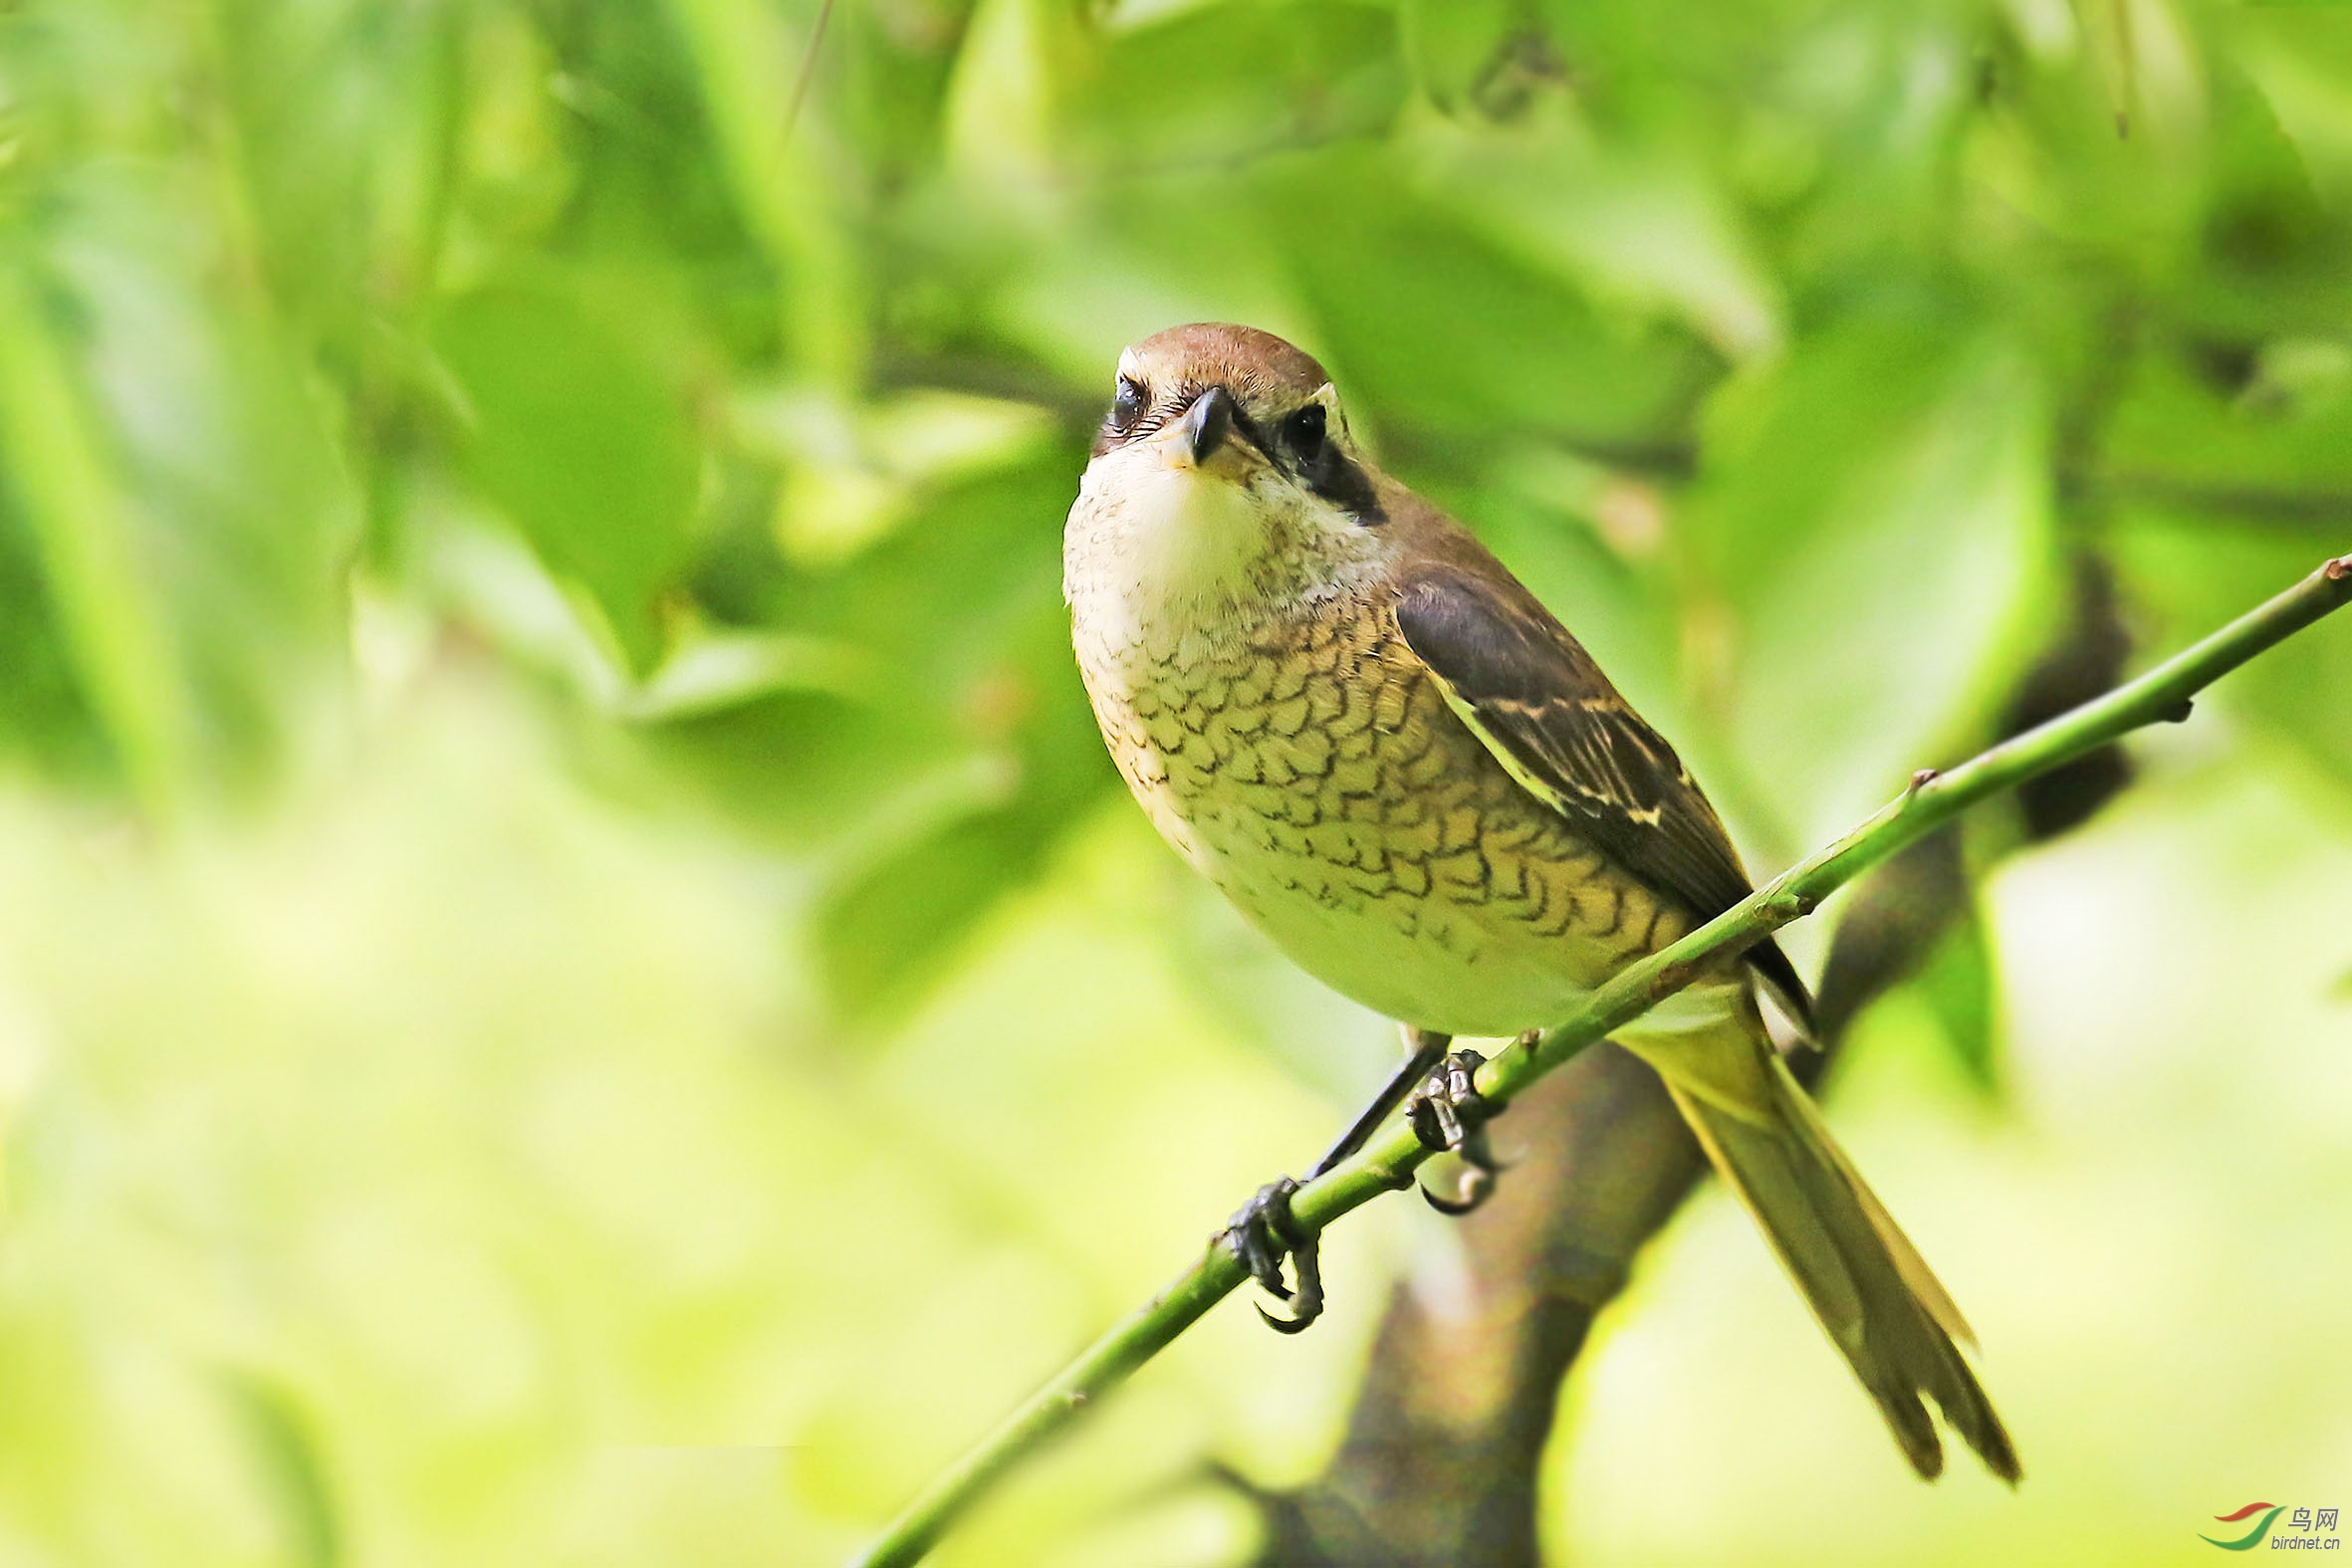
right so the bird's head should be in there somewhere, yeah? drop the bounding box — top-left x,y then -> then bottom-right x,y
1068,324 -> 1388,623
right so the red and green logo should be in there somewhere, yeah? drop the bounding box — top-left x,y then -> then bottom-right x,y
2211,1504 -> 2342,1551
2204,1503 -> 2284,1551
2204,1503 -> 2342,1550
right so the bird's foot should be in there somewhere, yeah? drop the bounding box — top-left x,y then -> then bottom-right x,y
1406,1049 -> 1501,1216
1222,1177 -> 1323,1334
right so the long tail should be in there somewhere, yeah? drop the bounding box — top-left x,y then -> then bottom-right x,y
1643,1020 -> 2020,1482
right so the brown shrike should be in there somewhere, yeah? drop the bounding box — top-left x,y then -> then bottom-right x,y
1062,323 -> 2016,1482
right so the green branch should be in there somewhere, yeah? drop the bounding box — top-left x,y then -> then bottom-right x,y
851,553 -> 2352,1568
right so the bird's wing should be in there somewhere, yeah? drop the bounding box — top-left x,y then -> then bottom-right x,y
1393,561 -> 1813,1029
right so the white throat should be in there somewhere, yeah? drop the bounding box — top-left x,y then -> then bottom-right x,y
1063,449 -> 1385,668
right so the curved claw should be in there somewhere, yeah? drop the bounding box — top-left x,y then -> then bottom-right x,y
1418,1162 -> 1495,1216
1223,1177 -> 1326,1333
1257,1303 -> 1311,1333
1256,1244 -> 1323,1333
1416,1129 -> 1504,1215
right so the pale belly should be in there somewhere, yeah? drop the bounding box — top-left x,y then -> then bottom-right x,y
1193,807 -> 1615,1036
1075,597 -> 1697,1039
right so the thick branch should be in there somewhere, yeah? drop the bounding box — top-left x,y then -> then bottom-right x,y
850,553 -> 2351,1568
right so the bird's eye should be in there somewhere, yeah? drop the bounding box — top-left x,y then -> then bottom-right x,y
1110,376 -> 1146,432
1284,403 -> 1327,461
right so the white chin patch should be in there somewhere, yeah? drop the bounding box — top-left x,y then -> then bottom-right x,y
1112,458 -> 1271,606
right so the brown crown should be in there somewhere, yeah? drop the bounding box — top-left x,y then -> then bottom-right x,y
1125,323 -> 1330,400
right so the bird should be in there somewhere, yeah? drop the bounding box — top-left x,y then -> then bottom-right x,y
1060,321 -> 2019,1484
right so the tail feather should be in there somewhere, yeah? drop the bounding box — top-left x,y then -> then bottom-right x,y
1769,1053 -> 1975,1349
1649,1033 -> 2019,1484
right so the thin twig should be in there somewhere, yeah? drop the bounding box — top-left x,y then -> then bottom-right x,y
850,553 -> 2352,1568
782,0 -> 837,147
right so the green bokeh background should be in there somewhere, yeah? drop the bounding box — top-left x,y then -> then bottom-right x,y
0,0 -> 2349,1562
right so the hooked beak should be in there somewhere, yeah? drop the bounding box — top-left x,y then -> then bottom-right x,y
1181,385 -> 1236,466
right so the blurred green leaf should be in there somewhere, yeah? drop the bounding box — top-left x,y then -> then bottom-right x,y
663,0 -> 862,379
1915,907 -> 1998,1096
1270,156 -> 1714,452
0,160 -> 356,802
1074,2 -> 1405,171
1436,145 -> 1784,362
432,277 -> 701,675
0,486 -> 106,782
798,461 -> 1121,1015
616,624 -> 877,722
941,0 -> 1092,185
1685,302 -> 2058,852
1400,0 -> 1539,119
224,1375 -> 341,1568
0,259 -> 185,806
2237,9 -> 2352,215
2101,336 -> 2352,500
214,0 -> 462,337
729,384 -> 1056,564
2182,53 -> 2352,338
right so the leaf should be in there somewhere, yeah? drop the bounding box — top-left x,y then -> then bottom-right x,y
727,384 -> 1057,564
0,260 -> 186,806
431,278 -> 701,675
663,0 -> 864,378
0,485 -> 108,783
640,444 -> 1082,849
2235,9 -> 2352,215
214,0 -> 463,341
222,1374 -> 341,1568
1915,907 -> 1999,1096
2100,336 -> 2352,502
613,624 -> 876,722
2179,51 -> 2352,337
644,440 -> 1125,1011
1071,3 -> 1406,172
1682,305 -> 2058,855
811,609 -> 1120,1020
941,0 -> 1093,184
1438,148 -> 1784,362
1400,0 -> 1538,118
1268,156 -> 1716,451
0,170 -> 359,803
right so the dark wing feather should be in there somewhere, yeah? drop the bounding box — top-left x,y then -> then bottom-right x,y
1395,564 -> 1813,1028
